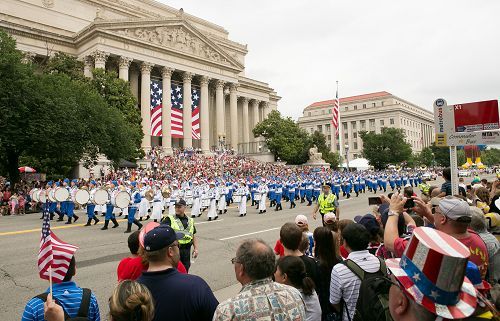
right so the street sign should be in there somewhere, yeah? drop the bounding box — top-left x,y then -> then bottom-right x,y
453,100 -> 499,132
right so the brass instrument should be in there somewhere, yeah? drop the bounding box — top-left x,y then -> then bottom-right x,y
145,189 -> 154,201
161,185 -> 171,198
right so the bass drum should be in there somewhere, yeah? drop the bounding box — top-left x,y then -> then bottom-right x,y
37,190 -> 47,203
54,187 -> 70,202
93,189 -> 109,205
113,190 -> 131,209
75,189 -> 90,205
30,188 -> 40,202
48,189 -> 57,202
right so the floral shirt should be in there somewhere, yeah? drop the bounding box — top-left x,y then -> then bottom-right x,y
213,278 -> 306,321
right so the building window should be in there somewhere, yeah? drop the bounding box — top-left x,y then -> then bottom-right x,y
360,120 -> 366,130
327,135 -> 331,141
369,119 -> 375,129
343,122 -> 347,130
344,106 -> 348,111
317,125 -> 322,133
372,102 -> 376,107
363,104 -> 367,108
380,119 -> 384,126
354,142 -> 358,150
325,124 -> 331,131
344,133 -> 348,140
310,128 -> 314,133
353,153 -> 358,159
351,121 -> 356,130
308,112 -> 311,117
381,101 -> 384,106
353,132 -> 357,139
354,105 -> 357,110
336,144 -> 340,150
390,118 -> 394,125
328,109 -> 332,114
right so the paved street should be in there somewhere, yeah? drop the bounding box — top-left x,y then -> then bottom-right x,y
0,175 -> 484,320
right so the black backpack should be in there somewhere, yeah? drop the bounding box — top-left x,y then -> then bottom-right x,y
342,258 -> 393,321
35,288 -> 92,321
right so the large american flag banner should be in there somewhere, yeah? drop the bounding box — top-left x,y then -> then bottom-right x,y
331,85 -> 340,135
38,209 -> 78,283
150,80 -> 201,139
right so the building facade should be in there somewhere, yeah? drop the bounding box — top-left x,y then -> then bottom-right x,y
1,0 -> 280,155
298,91 -> 435,160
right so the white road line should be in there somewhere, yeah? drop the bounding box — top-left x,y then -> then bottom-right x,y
197,219 -> 224,225
219,227 -> 280,241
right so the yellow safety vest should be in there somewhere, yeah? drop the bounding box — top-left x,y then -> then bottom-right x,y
318,193 -> 336,214
169,215 -> 194,245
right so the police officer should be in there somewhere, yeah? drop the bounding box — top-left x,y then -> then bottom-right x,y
312,183 -> 339,226
161,199 -> 198,272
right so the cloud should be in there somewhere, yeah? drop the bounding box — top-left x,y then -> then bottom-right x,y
159,0 -> 500,120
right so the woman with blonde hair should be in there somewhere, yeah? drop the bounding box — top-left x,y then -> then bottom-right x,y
44,280 -> 155,321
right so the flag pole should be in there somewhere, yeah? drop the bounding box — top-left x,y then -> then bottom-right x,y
49,266 -> 53,295
336,80 -> 342,159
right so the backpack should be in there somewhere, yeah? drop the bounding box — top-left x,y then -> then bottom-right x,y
35,288 -> 92,321
342,257 -> 393,321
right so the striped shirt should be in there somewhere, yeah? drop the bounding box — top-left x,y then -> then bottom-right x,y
329,250 -> 381,321
21,281 -> 100,321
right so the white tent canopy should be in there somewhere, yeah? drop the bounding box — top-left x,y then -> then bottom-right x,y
341,158 -> 371,170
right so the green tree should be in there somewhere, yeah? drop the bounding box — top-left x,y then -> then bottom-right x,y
253,110 -> 311,164
430,143 -> 450,167
418,147 -> 435,167
481,148 -> 500,166
0,30 -> 140,182
360,128 -> 412,170
311,131 -> 341,168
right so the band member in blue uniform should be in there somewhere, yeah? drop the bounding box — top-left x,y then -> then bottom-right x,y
125,182 -> 143,233
65,179 -> 79,224
84,180 -> 100,226
289,181 -> 296,209
101,181 -> 120,230
275,182 -> 283,211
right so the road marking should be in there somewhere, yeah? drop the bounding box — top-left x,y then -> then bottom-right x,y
197,219 -> 224,225
219,227 -> 280,241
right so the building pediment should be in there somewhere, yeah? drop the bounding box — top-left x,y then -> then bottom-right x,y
76,19 -> 244,71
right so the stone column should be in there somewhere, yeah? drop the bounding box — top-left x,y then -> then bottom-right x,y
241,97 -> 250,150
215,80 -> 226,145
140,62 -> 154,153
129,64 -> 140,100
251,100 -> 260,143
229,84 -> 238,151
83,56 -> 93,78
161,67 -> 174,156
93,50 -> 109,70
182,72 -> 193,149
118,57 -> 133,81
200,76 -> 211,153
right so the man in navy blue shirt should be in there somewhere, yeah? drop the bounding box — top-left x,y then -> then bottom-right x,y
138,224 -> 218,321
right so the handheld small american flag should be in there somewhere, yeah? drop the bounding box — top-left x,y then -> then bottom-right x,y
332,85 -> 340,135
38,208 -> 78,283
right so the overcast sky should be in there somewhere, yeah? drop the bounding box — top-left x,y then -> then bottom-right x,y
160,0 -> 500,120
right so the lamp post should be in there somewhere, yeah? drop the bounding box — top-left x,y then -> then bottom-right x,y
345,143 -> 350,172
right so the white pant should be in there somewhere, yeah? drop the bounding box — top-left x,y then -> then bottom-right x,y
218,195 -> 226,211
207,199 -> 217,219
258,194 -> 267,211
151,201 -> 163,220
191,198 -> 201,217
239,195 -> 247,215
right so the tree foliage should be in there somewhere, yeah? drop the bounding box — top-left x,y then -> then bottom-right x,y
0,30 -> 141,182
430,143 -> 450,167
481,148 -> 500,166
253,110 -> 310,164
360,128 -> 412,170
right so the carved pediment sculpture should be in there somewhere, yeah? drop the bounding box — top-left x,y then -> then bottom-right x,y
114,26 -> 230,66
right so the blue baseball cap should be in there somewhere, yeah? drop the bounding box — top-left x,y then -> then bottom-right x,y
143,225 -> 184,252
90,180 -> 96,185
63,178 -> 69,184
55,182 -> 60,187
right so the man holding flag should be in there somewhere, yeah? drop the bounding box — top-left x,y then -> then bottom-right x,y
21,206 -> 101,321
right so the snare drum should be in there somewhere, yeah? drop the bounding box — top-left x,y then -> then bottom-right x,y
93,189 -> 109,205
114,191 -> 131,209
201,198 -> 210,207
254,193 -> 262,201
75,189 -> 90,205
54,187 -> 70,202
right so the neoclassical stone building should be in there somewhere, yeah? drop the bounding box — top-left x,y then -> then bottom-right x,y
1,0 -> 280,156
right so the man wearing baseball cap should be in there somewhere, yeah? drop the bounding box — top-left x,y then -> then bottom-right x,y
138,225 -> 218,321
312,183 -> 340,225
385,195 -> 489,279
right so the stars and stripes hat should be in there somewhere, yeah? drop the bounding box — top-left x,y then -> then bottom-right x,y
386,227 -> 477,319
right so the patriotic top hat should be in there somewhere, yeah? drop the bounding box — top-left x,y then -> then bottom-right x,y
386,227 -> 477,319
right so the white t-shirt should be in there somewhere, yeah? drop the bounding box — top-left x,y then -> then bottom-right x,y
329,250 -> 381,321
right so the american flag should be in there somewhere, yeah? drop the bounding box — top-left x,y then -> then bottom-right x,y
332,85 -> 340,135
38,209 -> 78,283
171,82 -> 201,139
151,80 -> 201,139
